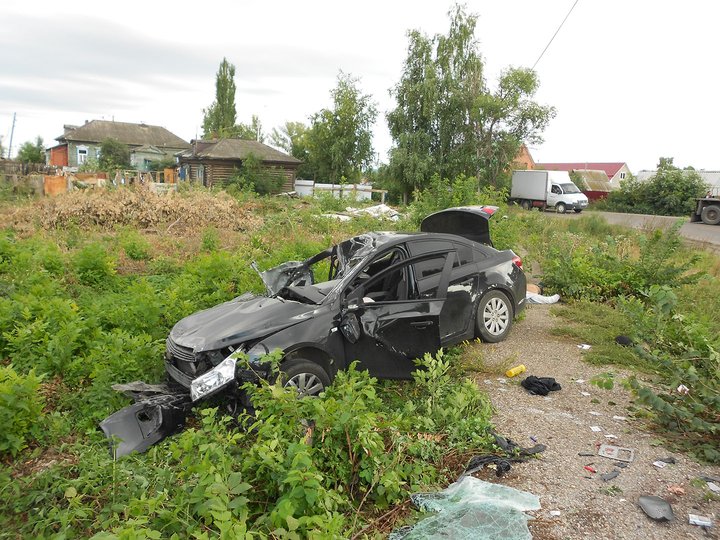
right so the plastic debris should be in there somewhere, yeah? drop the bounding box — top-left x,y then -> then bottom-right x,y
676,384 -> 690,395
657,456 -> 676,464
521,376 -> 561,396
598,444 -> 634,462
590,426 -> 602,432
707,481 -> 720,493
549,510 -> 561,517
689,514 -> 713,527
604,434 -> 618,439
589,411 -> 602,416
615,335 -> 633,347
575,379 -> 586,384
652,461 -> 668,469
601,470 -> 620,482
578,452 -> 595,457
580,391 -> 591,396
577,344 -> 592,350
612,415 -> 627,421
505,364 -> 527,378
638,495 -> 674,522
584,465 -> 597,473
388,476 -> 540,540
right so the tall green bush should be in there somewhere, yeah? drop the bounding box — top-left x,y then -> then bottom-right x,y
0,365 -> 44,456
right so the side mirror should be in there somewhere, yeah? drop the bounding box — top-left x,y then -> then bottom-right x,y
339,313 -> 361,344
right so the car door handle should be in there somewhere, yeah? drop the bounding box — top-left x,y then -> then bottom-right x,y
411,321 -> 434,329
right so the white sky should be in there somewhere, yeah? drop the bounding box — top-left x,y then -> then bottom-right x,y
1,0 -> 718,172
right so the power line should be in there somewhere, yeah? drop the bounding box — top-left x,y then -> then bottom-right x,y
532,0 -> 581,70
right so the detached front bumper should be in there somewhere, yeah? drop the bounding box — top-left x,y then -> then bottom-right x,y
99,382 -> 191,457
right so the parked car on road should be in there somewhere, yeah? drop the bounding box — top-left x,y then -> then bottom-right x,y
101,206 -> 526,456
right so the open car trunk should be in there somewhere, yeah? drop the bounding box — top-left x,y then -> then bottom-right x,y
420,205 -> 498,247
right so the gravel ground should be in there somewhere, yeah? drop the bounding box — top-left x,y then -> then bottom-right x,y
469,304 -> 719,540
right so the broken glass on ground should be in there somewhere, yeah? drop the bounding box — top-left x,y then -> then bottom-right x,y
389,476 -> 540,540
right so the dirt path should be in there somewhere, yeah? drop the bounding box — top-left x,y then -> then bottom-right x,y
470,304 -> 719,539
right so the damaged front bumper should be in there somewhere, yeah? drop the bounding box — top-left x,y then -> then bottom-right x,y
99,382 -> 192,458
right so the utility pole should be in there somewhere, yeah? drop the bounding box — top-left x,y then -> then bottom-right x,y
7,112 -> 16,160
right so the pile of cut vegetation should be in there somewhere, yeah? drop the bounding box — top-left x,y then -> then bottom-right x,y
15,186 -> 262,231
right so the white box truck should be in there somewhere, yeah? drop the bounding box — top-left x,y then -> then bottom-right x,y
510,170 -> 589,214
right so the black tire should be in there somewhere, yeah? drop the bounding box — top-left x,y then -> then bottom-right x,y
556,202 -> 567,214
574,209 -> 582,214
281,359 -> 330,397
475,290 -> 514,343
521,200 -> 532,211
701,204 -> 720,225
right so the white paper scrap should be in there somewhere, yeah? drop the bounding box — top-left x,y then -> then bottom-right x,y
707,482 -> 720,493
689,514 -> 713,527
612,416 -> 627,421
590,426 -> 602,432
581,391 -> 591,397
577,344 -> 592,350
550,510 -> 561,517
590,411 -> 602,416
653,460 -> 667,469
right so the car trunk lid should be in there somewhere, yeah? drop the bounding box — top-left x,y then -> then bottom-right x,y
420,205 -> 498,246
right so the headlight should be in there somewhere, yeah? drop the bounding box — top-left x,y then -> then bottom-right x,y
190,356 -> 237,402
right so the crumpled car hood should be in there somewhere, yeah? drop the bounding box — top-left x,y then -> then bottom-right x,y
169,294 -> 317,352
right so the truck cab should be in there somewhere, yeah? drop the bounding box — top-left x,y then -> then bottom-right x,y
546,182 -> 588,214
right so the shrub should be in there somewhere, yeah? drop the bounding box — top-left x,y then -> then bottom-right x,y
0,365 -> 44,456
73,242 -> 116,286
119,230 -> 152,260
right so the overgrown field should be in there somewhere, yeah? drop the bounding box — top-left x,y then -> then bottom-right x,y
0,183 -> 718,538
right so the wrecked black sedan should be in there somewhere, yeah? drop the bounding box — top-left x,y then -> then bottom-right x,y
101,206 -> 526,456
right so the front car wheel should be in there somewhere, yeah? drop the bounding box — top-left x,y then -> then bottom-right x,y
281,359 -> 330,397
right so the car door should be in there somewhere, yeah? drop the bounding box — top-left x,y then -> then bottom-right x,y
341,251 -> 453,379
547,184 -> 561,206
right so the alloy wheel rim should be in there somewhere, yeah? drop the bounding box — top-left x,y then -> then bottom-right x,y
483,297 -> 509,335
285,373 -> 324,396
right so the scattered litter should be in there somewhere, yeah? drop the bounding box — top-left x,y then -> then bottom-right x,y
549,510 -> 561,517
543,396 -> 552,401
577,344 -> 592,350
590,426 -> 603,432
497,387 -> 508,392
526,292 -> 561,304
612,416 -> 627,421
638,495 -> 674,522
688,514 -> 713,527
604,434 -> 618,440
388,476 -> 540,540
601,470 -> 620,482
345,204 -> 401,221
615,335 -> 634,347
598,444 -> 634,462
483,379 -> 493,384
580,391 -> 591,396
653,461 -> 668,469
321,213 -> 352,222
619,498 -> 626,502
706,482 -> 720,493
584,466 -> 597,473
578,452 -> 595,457
529,436 -> 538,443
666,485 -> 685,496
615,462 -> 629,468
676,384 -> 690,395
699,475 -> 720,483
589,411 -> 602,416
575,379 -> 585,384
505,364 -> 527,378
497,378 -> 507,384
657,457 -> 676,465
521,376 -> 562,396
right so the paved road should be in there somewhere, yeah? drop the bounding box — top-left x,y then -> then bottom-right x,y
560,210 -> 720,252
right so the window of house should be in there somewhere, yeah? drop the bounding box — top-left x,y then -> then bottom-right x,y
620,172 -> 626,180
77,147 -> 88,164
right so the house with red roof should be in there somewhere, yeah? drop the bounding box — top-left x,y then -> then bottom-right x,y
534,162 -> 631,189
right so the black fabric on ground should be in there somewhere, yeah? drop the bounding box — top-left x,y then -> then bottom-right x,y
521,375 -> 562,396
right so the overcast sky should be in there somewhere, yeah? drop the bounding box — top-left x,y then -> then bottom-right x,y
2,0 -> 718,172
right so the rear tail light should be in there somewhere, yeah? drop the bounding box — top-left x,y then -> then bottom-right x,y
512,255 -> 523,269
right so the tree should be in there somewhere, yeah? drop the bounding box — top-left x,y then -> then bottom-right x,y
202,58 -> 238,138
98,138 -> 130,171
0,137 -> 5,159
603,157 -> 707,216
17,136 -> 45,164
270,121 -> 313,178
306,72 -> 378,182
387,5 -> 555,201
232,115 -> 265,142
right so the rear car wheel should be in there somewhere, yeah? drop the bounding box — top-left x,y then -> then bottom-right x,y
281,359 -> 330,397
701,204 -> 720,225
556,203 -> 567,214
521,200 -> 532,211
476,291 -> 513,343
